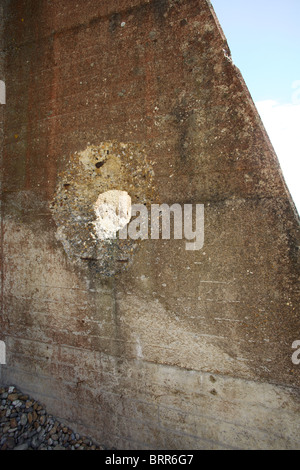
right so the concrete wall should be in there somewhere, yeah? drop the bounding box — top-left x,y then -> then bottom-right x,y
1,0 -> 300,449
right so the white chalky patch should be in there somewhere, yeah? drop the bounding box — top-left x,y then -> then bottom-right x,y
93,190 -> 131,240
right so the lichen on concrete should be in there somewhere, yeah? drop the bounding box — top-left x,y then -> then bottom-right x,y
50,141 -> 157,276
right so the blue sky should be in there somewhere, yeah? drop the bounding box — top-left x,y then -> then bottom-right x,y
211,0 -> 300,213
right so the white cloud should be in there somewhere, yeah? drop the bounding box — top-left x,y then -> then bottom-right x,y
255,99 -> 300,214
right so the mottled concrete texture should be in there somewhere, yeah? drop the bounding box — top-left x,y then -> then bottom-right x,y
1,0 -> 300,450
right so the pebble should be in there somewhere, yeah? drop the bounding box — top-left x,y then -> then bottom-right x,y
0,386 -> 105,451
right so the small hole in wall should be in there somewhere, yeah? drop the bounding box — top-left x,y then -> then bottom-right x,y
95,161 -> 105,169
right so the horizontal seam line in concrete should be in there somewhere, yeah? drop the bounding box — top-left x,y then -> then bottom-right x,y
1,371 -> 299,445
2,367 -> 300,432
2,341 -> 300,397
111,427 -> 240,451
1,0 -> 176,52
4,331 -> 291,358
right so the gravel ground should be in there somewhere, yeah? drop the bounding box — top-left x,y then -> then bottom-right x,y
0,385 -> 104,450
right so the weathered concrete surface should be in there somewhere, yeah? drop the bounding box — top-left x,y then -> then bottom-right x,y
0,0 -> 300,449
50,141 -> 157,275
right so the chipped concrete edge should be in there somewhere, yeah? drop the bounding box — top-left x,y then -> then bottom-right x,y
206,0 -> 300,222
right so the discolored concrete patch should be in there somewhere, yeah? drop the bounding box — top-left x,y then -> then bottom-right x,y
50,141 -> 157,276
93,190 -> 132,241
